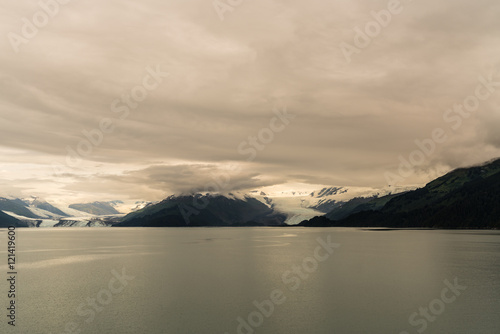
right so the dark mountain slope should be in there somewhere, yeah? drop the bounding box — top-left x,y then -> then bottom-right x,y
116,194 -> 286,227
0,210 -> 27,227
301,158 -> 500,229
0,198 -> 41,219
28,198 -> 69,217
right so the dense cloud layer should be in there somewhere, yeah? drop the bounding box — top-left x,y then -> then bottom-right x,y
1,0 -> 500,203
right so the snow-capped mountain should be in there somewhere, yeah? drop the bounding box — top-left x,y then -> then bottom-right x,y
67,200 -> 156,215
0,185 -> 413,227
114,185 -> 414,227
68,201 -> 122,215
0,196 -> 73,220
21,196 -> 70,217
248,185 -> 415,225
113,200 -> 155,213
307,186 -> 388,213
0,196 -> 125,227
117,193 -> 286,227
301,158 -> 500,229
117,185 -> 412,226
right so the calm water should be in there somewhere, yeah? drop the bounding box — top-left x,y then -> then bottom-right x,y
1,227 -> 499,334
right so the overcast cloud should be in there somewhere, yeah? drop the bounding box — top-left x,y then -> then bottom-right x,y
1,0 -> 500,203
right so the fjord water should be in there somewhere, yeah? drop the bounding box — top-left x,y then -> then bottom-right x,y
1,228 -> 499,334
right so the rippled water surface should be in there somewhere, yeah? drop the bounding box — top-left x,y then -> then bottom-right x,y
1,227 -> 499,333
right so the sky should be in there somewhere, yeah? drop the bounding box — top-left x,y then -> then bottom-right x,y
1,0 -> 500,204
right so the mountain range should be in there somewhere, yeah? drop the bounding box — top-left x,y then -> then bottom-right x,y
114,185 -> 410,227
117,194 -> 286,227
0,184 -> 399,227
2,158 -> 500,229
69,201 -> 122,215
300,158 -> 500,229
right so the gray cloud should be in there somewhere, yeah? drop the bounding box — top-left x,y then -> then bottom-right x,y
1,0 -> 500,202
61,163 -> 287,200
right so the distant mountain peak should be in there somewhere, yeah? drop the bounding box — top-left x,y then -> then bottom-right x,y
117,193 -> 285,227
311,187 -> 347,198
301,157 -> 500,229
68,201 -> 121,215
